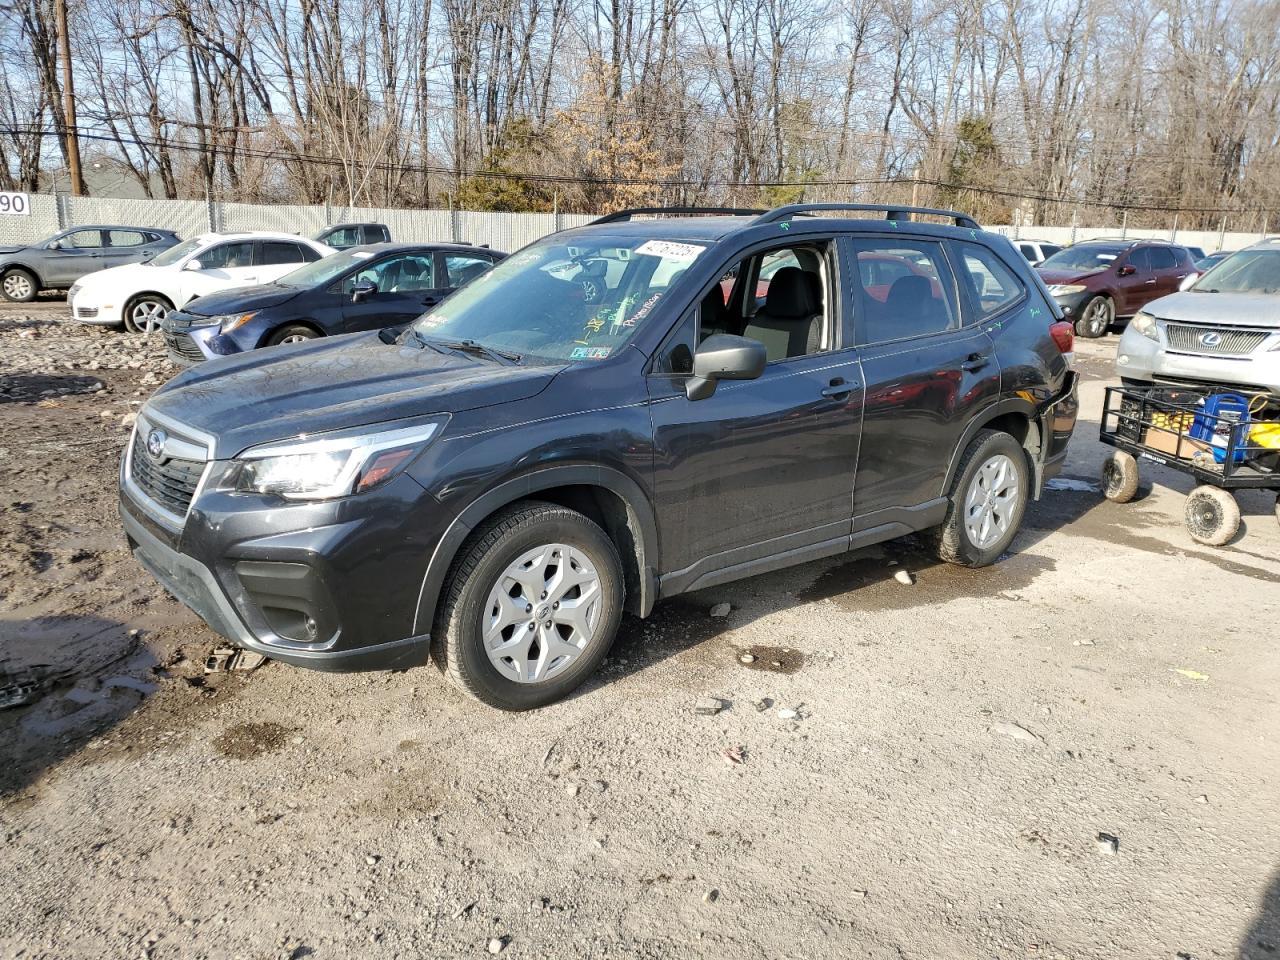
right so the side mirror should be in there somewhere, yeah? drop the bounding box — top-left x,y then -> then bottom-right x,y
47,240 -> 62,250
685,334 -> 766,401
1117,264 -> 1136,277
352,279 -> 377,303
183,259 -> 203,272
1179,272 -> 1199,291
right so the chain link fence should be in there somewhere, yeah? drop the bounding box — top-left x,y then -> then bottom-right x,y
1,193 -> 1272,252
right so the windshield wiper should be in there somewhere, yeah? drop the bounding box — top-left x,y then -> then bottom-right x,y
431,337 -> 522,365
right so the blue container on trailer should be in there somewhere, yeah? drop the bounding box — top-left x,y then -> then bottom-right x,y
1190,393 -> 1250,463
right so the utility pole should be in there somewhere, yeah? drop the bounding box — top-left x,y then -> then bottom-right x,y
55,0 -> 86,196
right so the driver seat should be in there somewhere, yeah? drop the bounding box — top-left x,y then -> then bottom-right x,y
742,267 -> 824,361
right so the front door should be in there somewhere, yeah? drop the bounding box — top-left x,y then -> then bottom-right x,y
179,240 -> 261,304
846,234 -> 1002,527
1113,247 -> 1154,315
647,237 -> 863,586
45,229 -> 107,284
340,252 -> 443,332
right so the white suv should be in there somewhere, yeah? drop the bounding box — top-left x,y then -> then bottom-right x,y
1116,239 -> 1280,397
69,231 -> 335,334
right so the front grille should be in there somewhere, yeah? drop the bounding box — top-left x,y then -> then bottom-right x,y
164,312 -> 197,330
1164,322 -> 1270,357
1150,373 -> 1278,398
164,331 -> 206,363
129,428 -> 205,516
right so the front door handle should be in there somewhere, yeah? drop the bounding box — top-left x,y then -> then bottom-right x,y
821,377 -> 855,398
1144,278 -> 1156,285
961,353 -> 990,372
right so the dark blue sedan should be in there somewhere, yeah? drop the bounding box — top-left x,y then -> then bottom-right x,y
159,242 -> 506,364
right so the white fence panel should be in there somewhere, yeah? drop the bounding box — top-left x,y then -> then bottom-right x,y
63,195 -> 209,240
220,201 -> 327,237
0,193 -> 60,243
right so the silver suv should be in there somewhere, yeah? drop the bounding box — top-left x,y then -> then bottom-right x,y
1116,239 -> 1280,397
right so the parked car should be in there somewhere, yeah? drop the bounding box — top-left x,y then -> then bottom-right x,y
0,226 -> 181,302
1014,239 -> 1063,265
1036,239 -> 1197,339
1177,250 -> 1238,291
1184,246 -> 1207,261
160,242 -> 507,364
1116,239 -> 1280,397
69,231 -> 335,333
313,223 -> 391,249
119,203 -> 1078,710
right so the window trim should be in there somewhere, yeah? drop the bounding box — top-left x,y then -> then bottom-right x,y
843,233 -> 963,347
946,239 -> 1029,326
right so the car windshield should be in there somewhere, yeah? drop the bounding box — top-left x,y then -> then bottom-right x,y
276,248 -> 372,287
1039,243 -> 1128,271
149,237 -> 203,267
406,235 -> 708,362
1192,249 -> 1280,294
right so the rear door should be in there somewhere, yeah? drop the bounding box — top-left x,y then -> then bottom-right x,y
45,229 -> 107,284
340,251 -> 441,331
256,240 -> 319,283
99,230 -> 165,269
847,234 -> 1001,528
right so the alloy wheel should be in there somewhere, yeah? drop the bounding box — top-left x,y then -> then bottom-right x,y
127,300 -> 168,334
1082,298 -> 1111,337
2,273 -> 33,300
481,542 -> 602,684
963,453 -> 1021,549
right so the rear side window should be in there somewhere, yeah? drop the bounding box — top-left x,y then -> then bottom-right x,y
259,241 -> 310,266
850,238 -> 956,345
108,230 -> 147,247
1042,244 -> 1062,258
1018,244 -> 1037,261
362,225 -> 390,243
954,242 -> 1025,319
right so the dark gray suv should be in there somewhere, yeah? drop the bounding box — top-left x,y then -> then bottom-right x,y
0,226 -> 181,301
120,204 -> 1078,710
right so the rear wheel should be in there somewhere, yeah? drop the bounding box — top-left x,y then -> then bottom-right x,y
433,501 -> 624,710
1,267 -> 38,302
932,430 -> 1029,567
1101,451 -> 1140,503
124,294 -> 173,334
1075,295 -> 1113,338
1184,486 -> 1239,546
266,324 -> 320,346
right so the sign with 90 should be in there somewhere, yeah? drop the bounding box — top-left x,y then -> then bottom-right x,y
0,192 -> 31,216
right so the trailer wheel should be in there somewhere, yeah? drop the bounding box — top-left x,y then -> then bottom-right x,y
1101,451 -> 1140,503
1184,486 -> 1239,546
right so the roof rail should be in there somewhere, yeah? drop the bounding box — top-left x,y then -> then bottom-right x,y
590,206 -> 766,225
755,203 -> 981,230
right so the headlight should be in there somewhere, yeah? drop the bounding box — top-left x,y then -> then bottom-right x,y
213,311 -> 258,333
68,283 -> 81,300
1130,311 -> 1159,342
1047,284 -> 1088,295
228,420 -> 444,500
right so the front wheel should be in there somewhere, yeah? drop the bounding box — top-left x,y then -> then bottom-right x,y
932,430 -> 1029,567
1,267 -> 38,302
124,294 -> 173,334
433,501 -> 624,710
1075,295 -> 1113,338
1185,486 -> 1239,546
266,324 -> 320,346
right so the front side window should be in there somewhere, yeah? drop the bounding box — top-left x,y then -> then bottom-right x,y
851,239 -> 956,344
325,227 -> 361,248
200,242 -> 255,269
1148,246 -> 1177,270
61,230 -> 104,249
443,254 -> 493,287
408,235 -> 710,363
1127,248 -> 1152,271
343,254 -> 435,293
955,242 -> 1025,318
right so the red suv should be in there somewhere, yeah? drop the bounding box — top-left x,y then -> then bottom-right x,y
1036,240 -> 1196,338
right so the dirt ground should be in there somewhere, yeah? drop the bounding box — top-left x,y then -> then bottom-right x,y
2,299 -> 1278,960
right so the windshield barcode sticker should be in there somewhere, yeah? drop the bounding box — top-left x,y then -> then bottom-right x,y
635,240 -> 703,261
570,346 -> 612,360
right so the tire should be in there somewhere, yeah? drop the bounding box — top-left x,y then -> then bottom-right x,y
123,294 -> 173,334
1,267 -> 38,303
1275,494 -> 1280,530
1184,486 -> 1239,546
931,429 -> 1030,567
1075,295 -> 1113,338
266,324 -> 320,347
1101,451 -> 1140,503
433,501 -> 624,710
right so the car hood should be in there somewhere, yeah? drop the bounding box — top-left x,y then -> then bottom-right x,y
1035,267 -> 1103,286
0,244 -> 26,255
75,261 -> 163,290
147,332 -> 563,457
183,283 -> 300,316
1143,291 -> 1280,327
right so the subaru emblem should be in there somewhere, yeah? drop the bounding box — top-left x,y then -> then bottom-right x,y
1200,332 -> 1222,347
146,428 -> 167,459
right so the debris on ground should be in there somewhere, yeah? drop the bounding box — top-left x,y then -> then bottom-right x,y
709,602 -> 731,618
452,900 -> 477,920
1096,832 -> 1120,855
739,653 -> 756,664
487,936 -> 508,954
893,569 -> 915,585
1171,668 -> 1210,682
777,707 -> 799,721
1073,638 -> 1096,646
0,671 -> 46,710
695,696 -> 726,716
722,746 -> 745,765
703,889 -> 719,904
991,720 -> 1042,744
754,698 -> 773,712
204,647 -> 268,673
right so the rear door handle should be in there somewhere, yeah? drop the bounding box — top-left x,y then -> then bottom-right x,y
821,377 -> 855,398
961,353 -> 990,372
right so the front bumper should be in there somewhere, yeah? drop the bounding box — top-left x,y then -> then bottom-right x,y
1115,325 -> 1280,397
161,312 -> 249,365
118,421 -> 445,672
69,290 -> 123,326
1048,289 -> 1091,320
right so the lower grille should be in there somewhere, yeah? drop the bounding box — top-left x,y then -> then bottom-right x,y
1164,322 -> 1270,357
164,331 -> 206,363
129,428 -> 205,516
75,306 -> 98,319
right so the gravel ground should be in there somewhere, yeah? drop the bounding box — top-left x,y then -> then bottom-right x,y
2,300 -> 1278,960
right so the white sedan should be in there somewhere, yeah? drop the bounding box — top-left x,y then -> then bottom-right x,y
69,231 -> 336,333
